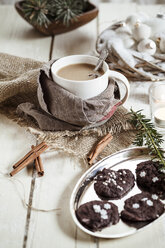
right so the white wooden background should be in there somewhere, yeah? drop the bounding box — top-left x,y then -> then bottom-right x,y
0,2 -> 165,248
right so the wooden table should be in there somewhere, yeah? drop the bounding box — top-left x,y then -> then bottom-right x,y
0,3 -> 165,248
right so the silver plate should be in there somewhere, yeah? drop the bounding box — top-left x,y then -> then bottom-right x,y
70,147 -> 165,238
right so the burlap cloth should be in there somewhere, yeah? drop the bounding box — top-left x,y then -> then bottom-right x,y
0,53 -> 135,161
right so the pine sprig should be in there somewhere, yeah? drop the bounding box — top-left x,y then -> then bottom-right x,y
22,0 -> 87,27
22,0 -> 52,27
52,0 -> 87,27
129,108 -> 165,171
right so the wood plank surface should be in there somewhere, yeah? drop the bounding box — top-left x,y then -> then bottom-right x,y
98,3 -> 137,33
0,5 -> 51,248
0,3 -> 165,248
0,0 -> 16,3
98,3 -> 165,248
26,153 -> 96,248
51,19 -> 97,59
0,6 -> 51,61
0,115 -> 35,248
27,17 -> 98,248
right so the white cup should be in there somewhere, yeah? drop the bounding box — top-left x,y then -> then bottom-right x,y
51,55 -> 130,102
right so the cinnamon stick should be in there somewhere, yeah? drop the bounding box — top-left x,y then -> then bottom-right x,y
87,133 -> 113,165
10,144 -> 48,176
13,142 -> 46,169
35,157 -> 44,176
37,156 -> 44,176
32,145 -> 44,176
34,156 -> 41,173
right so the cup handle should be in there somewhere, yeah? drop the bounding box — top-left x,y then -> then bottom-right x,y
108,70 -> 130,104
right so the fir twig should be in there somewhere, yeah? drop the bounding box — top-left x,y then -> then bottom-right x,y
21,0 -> 87,28
22,0 -> 52,27
128,108 -> 165,171
52,0 -> 86,26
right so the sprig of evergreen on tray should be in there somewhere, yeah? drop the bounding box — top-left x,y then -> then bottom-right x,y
22,0 -> 88,28
128,108 -> 165,172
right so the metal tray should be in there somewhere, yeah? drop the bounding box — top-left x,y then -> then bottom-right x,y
70,147 -> 165,238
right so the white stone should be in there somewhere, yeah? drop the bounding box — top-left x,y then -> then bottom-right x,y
126,14 -> 141,27
123,37 -> 135,49
137,39 -> 156,55
132,23 -> 151,41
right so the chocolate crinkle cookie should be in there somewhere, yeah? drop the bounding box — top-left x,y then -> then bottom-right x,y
136,160 -> 165,199
121,192 -> 164,222
76,200 -> 119,232
94,168 -> 135,200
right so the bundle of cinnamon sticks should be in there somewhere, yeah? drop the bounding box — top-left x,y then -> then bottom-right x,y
10,133 -> 112,176
10,142 -> 48,177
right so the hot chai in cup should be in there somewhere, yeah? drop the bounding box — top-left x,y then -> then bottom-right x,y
57,63 -> 104,81
51,55 -> 130,100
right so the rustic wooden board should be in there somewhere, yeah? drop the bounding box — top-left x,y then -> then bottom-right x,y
26,152 -> 97,248
0,3 -> 165,248
0,6 -> 51,61
0,5 -> 50,248
27,17 -> 98,248
0,0 -> 16,3
98,3 -> 138,34
51,19 -> 97,59
98,4 -> 165,248
0,115 -> 35,248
